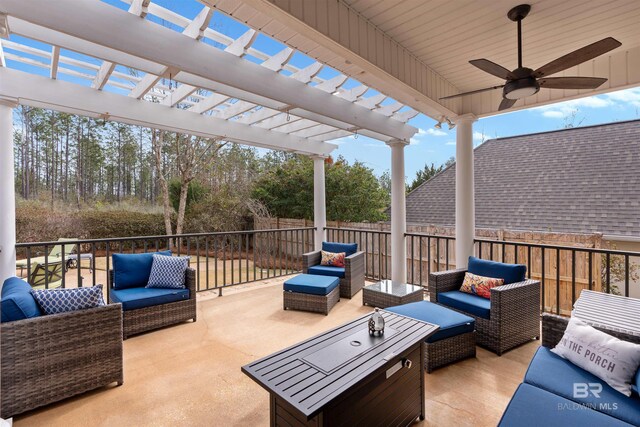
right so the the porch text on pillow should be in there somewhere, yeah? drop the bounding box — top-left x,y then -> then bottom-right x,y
552,317 -> 640,396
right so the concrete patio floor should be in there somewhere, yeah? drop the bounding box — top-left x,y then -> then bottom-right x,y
14,277 -> 539,427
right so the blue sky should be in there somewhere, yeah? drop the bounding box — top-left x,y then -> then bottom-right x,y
6,0 -> 640,183
338,87 -> 640,181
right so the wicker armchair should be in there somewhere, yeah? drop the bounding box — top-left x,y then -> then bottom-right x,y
1,303 -> 123,419
429,268 -> 540,355
303,250 -> 365,298
108,268 -> 197,339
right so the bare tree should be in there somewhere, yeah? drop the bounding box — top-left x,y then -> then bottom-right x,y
151,129 -> 173,236
173,134 -> 226,235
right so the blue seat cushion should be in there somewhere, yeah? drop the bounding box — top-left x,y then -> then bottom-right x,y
468,256 -> 526,285
498,383 -> 631,427
438,290 -> 491,319
524,346 -> 640,425
283,274 -> 340,296
1,277 -> 42,322
110,287 -> 190,311
307,265 -> 345,279
112,251 -> 172,289
386,301 -> 474,343
322,242 -> 357,257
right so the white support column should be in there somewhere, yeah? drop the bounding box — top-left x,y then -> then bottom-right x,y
0,100 -> 17,285
387,139 -> 409,283
312,156 -> 327,251
454,114 -> 478,268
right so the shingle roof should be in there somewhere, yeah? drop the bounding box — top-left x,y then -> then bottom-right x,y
404,119 -> 640,237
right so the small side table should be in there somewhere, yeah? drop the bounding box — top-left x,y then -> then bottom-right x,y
363,280 -> 423,308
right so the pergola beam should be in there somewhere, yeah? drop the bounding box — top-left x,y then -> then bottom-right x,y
92,61 -> 116,90
160,83 -> 197,107
129,6 -> 213,100
128,0 -> 151,19
0,68 -> 336,156
1,0 -> 417,142
49,45 -> 59,79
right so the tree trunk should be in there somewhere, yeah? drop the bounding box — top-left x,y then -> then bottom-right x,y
152,129 -> 173,237
175,179 -> 190,235
64,120 -> 69,201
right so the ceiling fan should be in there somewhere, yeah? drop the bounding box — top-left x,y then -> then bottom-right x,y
440,4 -> 622,111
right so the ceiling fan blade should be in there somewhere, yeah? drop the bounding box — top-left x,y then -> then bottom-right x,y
440,85 -> 504,100
469,59 -> 515,80
499,98 -> 517,111
539,76 -> 608,90
533,37 -> 621,78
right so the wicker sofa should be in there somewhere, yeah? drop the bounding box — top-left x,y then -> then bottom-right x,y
302,242 -> 365,298
1,278 -> 123,419
429,257 -> 540,356
498,313 -> 640,426
108,267 -> 196,339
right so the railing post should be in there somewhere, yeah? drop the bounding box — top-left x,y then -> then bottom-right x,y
0,100 -> 17,285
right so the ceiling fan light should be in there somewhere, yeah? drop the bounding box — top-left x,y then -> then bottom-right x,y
505,86 -> 538,99
503,77 -> 540,100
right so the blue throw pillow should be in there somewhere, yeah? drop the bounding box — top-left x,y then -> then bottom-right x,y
112,250 -> 172,289
1,277 -> 42,322
146,255 -> 190,289
31,285 -> 105,315
467,256 -> 526,285
322,242 -> 358,257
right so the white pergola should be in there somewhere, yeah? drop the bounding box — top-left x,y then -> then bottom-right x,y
1,0 -> 639,285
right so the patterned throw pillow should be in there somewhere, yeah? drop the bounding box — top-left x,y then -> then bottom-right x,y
31,285 -> 105,315
459,272 -> 504,299
320,251 -> 346,267
146,255 -> 190,289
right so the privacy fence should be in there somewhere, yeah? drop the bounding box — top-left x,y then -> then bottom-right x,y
257,218 -> 640,316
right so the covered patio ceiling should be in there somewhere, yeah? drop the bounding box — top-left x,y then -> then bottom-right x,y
219,0 -> 640,119
0,0 -> 421,157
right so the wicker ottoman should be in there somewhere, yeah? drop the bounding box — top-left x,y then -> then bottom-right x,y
283,274 -> 340,315
386,301 -> 476,372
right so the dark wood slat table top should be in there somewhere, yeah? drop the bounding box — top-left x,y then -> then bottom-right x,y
573,290 -> 640,337
242,311 -> 438,419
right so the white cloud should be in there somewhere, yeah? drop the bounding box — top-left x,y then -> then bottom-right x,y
473,131 -> 487,142
535,87 -> 640,119
541,110 -> 565,118
604,87 -> 640,107
425,128 -> 447,136
362,142 -> 386,148
330,135 -> 355,145
445,141 -> 456,146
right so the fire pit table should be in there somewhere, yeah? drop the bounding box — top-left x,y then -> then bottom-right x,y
242,311 -> 438,426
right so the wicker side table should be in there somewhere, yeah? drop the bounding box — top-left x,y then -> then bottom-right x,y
362,280 -> 424,308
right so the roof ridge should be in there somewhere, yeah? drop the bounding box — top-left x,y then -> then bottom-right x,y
484,118 -> 640,143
